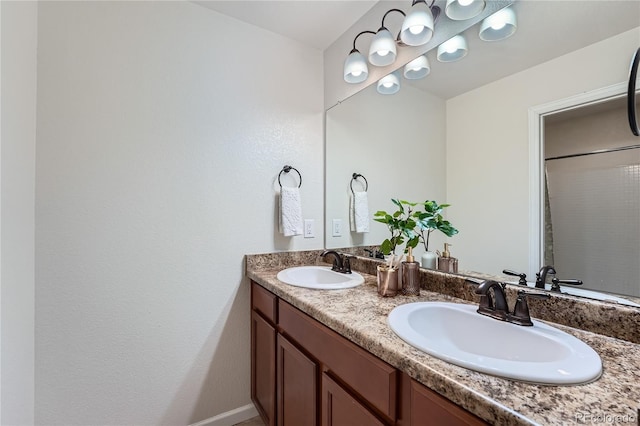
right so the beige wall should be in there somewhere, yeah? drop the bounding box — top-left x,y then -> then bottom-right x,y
34,2 -> 323,425
1,1 -> 38,424
446,27 -> 640,277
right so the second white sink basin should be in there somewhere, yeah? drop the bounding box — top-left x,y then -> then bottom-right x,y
388,302 -> 602,385
276,266 -> 364,290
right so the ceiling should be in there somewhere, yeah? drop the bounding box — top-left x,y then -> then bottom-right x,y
193,0 -> 378,50
194,0 -> 640,99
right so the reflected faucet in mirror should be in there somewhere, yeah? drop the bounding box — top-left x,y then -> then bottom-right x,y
535,266 -> 557,289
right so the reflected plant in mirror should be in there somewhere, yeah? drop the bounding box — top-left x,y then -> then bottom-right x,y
414,200 -> 459,269
415,200 -> 459,252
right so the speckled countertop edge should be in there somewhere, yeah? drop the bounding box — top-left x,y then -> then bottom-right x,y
246,251 -> 640,426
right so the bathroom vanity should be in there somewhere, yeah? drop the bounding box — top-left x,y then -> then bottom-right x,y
246,250 -> 640,425
251,282 -> 485,425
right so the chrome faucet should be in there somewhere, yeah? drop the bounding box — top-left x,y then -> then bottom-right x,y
474,280 -> 551,326
535,265 -> 557,289
320,250 -> 352,274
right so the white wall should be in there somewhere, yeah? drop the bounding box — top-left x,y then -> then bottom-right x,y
0,1 -> 38,424
35,2 -> 323,425
446,27 -> 640,277
325,84 -> 446,255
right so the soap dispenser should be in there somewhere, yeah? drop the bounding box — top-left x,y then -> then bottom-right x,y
401,247 -> 420,296
437,243 -> 458,273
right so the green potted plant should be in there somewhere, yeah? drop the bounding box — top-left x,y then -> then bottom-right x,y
373,199 -> 420,258
414,200 -> 459,269
373,199 -> 420,296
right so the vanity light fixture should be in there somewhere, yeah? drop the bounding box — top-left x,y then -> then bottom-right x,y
437,34 -> 468,62
479,6 -> 517,41
400,0 -> 440,47
403,54 -> 430,79
377,72 -> 400,95
369,9 -> 405,66
445,0 -> 486,21
342,0 -> 517,89
344,30 -> 376,83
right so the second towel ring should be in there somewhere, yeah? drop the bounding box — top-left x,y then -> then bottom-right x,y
350,173 -> 368,194
278,165 -> 302,188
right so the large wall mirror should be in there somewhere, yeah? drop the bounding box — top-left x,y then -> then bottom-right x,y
325,0 -> 640,305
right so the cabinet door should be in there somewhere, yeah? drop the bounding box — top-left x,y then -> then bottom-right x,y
321,373 -> 385,426
252,311 -> 276,426
277,334 -> 317,426
409,379 -> 487,426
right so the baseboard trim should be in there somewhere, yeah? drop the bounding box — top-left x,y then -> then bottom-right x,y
189,403 -> 259,426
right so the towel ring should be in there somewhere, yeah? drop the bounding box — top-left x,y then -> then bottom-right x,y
628,47 -> 639,136
278,165 -> 302,188
350,173 -> 368,194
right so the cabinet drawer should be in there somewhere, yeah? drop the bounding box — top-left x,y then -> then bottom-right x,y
252,281 -> 277,324
279,300 -> 397,421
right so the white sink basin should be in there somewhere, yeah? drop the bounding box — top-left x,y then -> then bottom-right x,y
276,266 -> 364,290
388,302 -> 602,385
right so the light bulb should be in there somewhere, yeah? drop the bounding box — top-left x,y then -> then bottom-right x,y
491,20 -> 506,30
351,70 -> 362,77
458,0 -> 474,6
409,25 -> 423,35
377,50 -> 390,57
383,81 -> 393,88
446,45 -> 457,54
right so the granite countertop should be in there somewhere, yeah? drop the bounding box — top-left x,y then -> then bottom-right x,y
246,254 -> 640,426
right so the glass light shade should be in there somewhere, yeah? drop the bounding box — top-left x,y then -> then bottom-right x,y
479,6 -> 517,41
377,73 -> 400,95
403,55 -> 430,80
400,1 -> 434,47
437,35 -> 468,62
343,50 -> 369,83
368,28 -> 397,66
445,0 -> 486,21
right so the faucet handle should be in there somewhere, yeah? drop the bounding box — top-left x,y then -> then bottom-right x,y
503,269 -> 527,286
509,290 -> 551,326
550,277 -> 583,292
343,256 -> 353,274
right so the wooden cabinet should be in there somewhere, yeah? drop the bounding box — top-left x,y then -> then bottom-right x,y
250,281 -> 488,426
321,373 -> 385,426
399,373 -> 487,426
251,310 -> 276,426
277,334 -> 317,426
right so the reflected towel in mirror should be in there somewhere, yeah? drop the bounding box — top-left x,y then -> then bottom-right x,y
350,191 -> 370,233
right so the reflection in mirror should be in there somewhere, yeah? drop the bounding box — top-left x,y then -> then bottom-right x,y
325,83 -> 449,257
544,96 -> 640,299
325,1 -> 640,306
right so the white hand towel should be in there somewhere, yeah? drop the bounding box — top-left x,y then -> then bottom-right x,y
279,187 -> 303,237
350,191 -> 370,233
